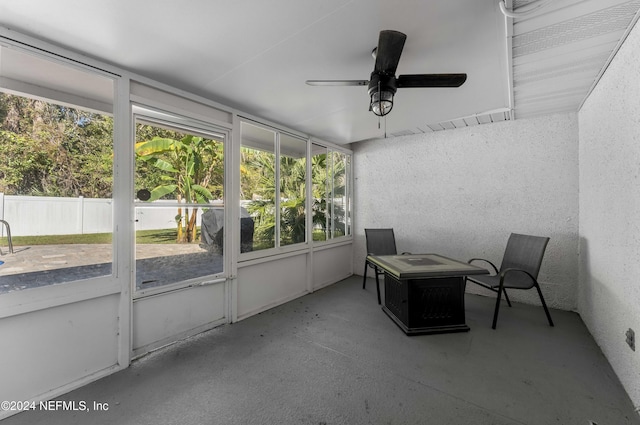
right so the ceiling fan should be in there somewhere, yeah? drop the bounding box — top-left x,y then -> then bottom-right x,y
306,30 -> 467,117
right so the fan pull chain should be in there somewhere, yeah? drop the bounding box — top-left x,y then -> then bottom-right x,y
384,115 -> 387,138
377,114 -> 387,138
377,81 -> 382,130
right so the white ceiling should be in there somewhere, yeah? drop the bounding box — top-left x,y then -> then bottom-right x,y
0,0 -> 638,145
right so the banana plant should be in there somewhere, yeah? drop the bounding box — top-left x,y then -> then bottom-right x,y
135,135 -> 219,242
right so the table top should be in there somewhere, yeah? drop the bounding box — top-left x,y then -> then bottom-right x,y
367,253 -> 489,279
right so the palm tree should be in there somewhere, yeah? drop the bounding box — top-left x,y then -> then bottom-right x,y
243,148 -> 346,247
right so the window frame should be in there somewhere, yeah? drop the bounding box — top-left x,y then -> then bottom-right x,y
237,118 -> 353,262
132,105 -> 230,298
239,120 -> 311,261
310,142 -> 353,245
0,43 -> 118,295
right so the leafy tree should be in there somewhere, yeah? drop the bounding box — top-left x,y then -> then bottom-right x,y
0,93 -> 114,197
0,130 -> 54,194
135,135 -> 223,242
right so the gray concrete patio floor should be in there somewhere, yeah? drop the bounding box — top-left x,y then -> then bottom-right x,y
3,275 -> 640,425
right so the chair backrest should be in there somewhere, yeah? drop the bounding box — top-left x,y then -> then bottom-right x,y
500,233 -> 550,279
365,228 -> 397,256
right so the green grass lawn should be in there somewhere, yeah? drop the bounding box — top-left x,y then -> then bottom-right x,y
1,228 -> 183,246
1,228 -> 341,247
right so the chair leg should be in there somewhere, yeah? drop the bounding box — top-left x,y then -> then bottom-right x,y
535,284 -> 554,327
492,285 -> 504,329
502,288 -> 513,307
362,261 -> 369,289
469,278 -> 512,307
374,271 -> 382,305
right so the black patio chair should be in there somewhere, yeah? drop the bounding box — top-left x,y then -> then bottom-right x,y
362,228 -> 399,304
466,233 -> 554,329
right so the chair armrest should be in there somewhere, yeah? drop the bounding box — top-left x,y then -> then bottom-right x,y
498,268 -> 537,289
468,258 -> 499,275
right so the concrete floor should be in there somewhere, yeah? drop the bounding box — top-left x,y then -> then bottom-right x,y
5,276 -> 640,425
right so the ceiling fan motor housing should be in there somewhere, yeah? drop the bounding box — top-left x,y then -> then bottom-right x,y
368,72 -> 397,96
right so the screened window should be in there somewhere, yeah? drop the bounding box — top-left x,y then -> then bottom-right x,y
0,46 -> 115,294
240,121 -> 308,253
312,143 -> 352,241
280,134 -> 307,246
134,111 -> 225,293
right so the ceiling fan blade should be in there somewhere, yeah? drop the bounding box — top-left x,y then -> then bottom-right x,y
374,30 -> 407,75
396,73 -> 467,88
306,80 -> 369,86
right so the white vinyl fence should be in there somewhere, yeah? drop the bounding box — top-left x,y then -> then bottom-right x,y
0,193 -> 112,236
0,193 -> 223,237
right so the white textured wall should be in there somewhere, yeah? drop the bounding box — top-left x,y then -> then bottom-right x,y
353,113 -> 579,310
578,20 -> 640,410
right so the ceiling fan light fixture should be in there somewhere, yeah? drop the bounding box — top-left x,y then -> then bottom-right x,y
370,90 -> 394,116
368,73 -> 396,117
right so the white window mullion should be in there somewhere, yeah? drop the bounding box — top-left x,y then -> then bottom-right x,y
330,151 -> 336,239
275,132 -> 281,248
114,76 -> 132,368
306,138 -> 312,245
